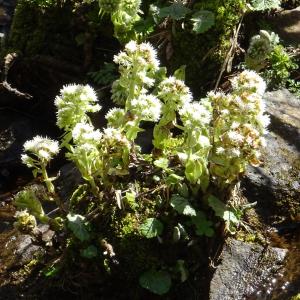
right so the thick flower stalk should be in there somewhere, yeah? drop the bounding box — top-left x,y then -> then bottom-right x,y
209,70 -> 269,185
111,41 -> 162,141
177,99 -> 212,189
99,127 -> 131,177
66,122 -> 102,194
21,136 -> 60,193
153,76 -> 192,149
113,41 -> 159,105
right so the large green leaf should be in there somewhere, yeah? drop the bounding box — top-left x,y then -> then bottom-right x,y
191,10 -> 215,34
170,195 -> 197,216
139,270 -> 172,295
67,213 -> 90,242
159,2 -> 191,20
250,0 -> 281,11
140,218 -> 164,238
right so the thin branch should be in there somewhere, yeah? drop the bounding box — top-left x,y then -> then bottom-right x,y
214,15 -> 244,91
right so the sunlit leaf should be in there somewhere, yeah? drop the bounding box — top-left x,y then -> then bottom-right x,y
67,213 -> 90,242
250,0 -> 281,10
140,218 -> 163,238
191,10 -> 215,34
170,194 -> 196,216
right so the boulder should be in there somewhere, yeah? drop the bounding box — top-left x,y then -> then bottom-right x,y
209,238 -> 287,300
242,89 -> 300,223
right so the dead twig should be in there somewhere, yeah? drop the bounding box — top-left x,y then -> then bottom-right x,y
0,80 -> 33,99
214,15 -> 244,91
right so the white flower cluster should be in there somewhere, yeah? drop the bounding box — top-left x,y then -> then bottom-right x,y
179,101 -> 211,128
21,136 -> 60,167
55,84 -> 101,131
209,70 -> 269,183
102,127 -> 131,149
130,94 -> 162,122
72,122 -> 102,145
230,70 -> 266,95
113,41 -> 159,104
105,107 -> 127,128
158,76 -> 192,109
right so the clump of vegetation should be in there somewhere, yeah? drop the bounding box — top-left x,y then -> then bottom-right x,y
13,41 -> 270,295
245,30 -> 299,93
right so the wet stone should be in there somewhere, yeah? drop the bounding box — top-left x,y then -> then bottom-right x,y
209,238 -> 288,300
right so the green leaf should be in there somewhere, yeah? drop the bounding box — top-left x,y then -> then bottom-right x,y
208,195 -> 239,224
250,0 -> 281,11
159,2 -> 191,20
170,195 -> 197,216
223,210 -> 239,224
140,218 -> 163,238
185,158 -> 203,184
192,211 -> 214,237
81,245 -> 98,259
67,213 -> 90,242
208,195 -> 226,217
154,157 -> 169,170
174,65 -> 186,81
191,10 -> 215,34
139,270 -> 172,295
166,173 -> 184,185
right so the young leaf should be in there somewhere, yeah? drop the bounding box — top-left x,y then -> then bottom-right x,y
159,2 -> 191,20
192,211 -> 214,237
250,0 -> 281,11
154,157 -> 169,170
139,270 -> 172,295
140,218 -> 164,238
67,213 -> 90,242
191,10 -> 215,34
170,195 -> 197,216
174,65 -> 186,81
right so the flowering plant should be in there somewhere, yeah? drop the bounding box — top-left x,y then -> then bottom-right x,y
13,41 -> 269,296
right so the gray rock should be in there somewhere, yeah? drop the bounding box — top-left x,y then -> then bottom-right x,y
209,239 -> 288,300
242,89 -> 300,222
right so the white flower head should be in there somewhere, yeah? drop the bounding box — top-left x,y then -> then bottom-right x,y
23,136 -> 60,164
55,84 -> 101,130
158,76 -> 192,108
227,130 -> 244,143
72,122 -> 102,144
125,40 -> 138,53
130,94 -> 162,122
179,102 -> 211,127
105,108 -> 126,128
231,70 -> 266,95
